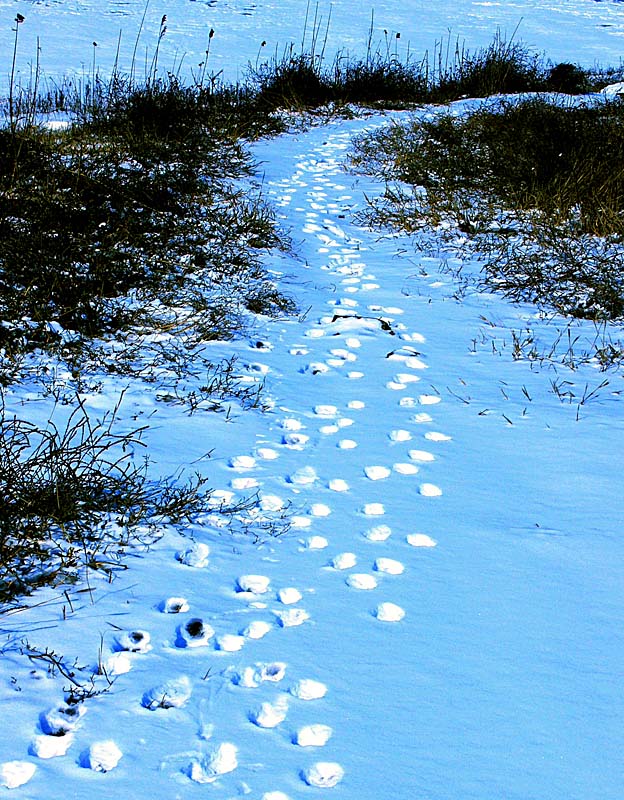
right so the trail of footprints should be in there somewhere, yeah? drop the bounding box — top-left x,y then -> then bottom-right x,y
4,129 -> 449,795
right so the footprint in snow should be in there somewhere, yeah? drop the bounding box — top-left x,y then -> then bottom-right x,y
374,557 -> 405,575
178,618 -> 214,648
393,463 -> 419,475
115,630 -> 151,654
411,412 -> 433,423
229,455 -> 257,470
242,620 -> 273,639
259,494 -> 285,512
231,476 -> 260,490
409,449 -> 436,463
364,524 -> 391,541
375,602 -> 406,622
364,465 -> 391,481
389,429 -> 412,442
290,678 -> 327,700
216,634 -> 245,652
237,574 -> 271,594
278,587 -> 303,605
282,432 -> 310,448
142,676 -> 192,710
407,533 -> 437,547
0,761 -> 36,789
256,447 -> 279,460
295,724 -> 333,747
329,348 -> 357,362
235,662 -> 287,688
313,404 -> 338,417
250,698 -> 289,728
346,573 -> 378,590
249,338 -> 273,352
30,733 -> 74,759
395,373 -> 421,384
80,740 -> 123,772
309,503 -> 331,517
188,742 -> 238,783
207,489 -> 235,508
40,704 -> 86,736
275,608 -> 310,628
304,535 -> 329,550
331,552 -> 357,569
304,328 -> 326,339
176,542 -> 210,568
245,361 -> 270,375
425,431 -> 452,442
420,483 -> 443,497
362,502 -> 385,516
279,417 -> 305,431
288,466 -> 318,486
301,362 -> 331,375
402,332 -> 426,343
100,652 -> 132,676
328,478 -> 350,492
303,762 -> 344,788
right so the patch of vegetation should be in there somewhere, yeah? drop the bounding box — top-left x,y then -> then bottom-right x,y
0,83 -> 292,379
248,26 -> 614,112
0,11 -> 299,396
0,397 -> 214,608
350,95 -> 624,327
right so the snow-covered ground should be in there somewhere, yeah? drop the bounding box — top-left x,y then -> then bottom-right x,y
1,109 -> 623,799
3,0 -> 624,91
2,2 -> 624,798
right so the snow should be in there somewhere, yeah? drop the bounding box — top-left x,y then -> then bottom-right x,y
4,0 -> 624,97
1,3 -> 624,800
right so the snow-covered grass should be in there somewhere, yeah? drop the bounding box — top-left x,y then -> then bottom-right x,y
5,31 -> 622,605
350,95 -> 624,349
0,4 -> 624,798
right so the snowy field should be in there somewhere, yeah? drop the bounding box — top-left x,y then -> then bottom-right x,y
1,1 -> 624,799
3,0 -> 624,89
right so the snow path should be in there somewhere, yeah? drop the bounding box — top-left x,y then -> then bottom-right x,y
1,113 -> 624,799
